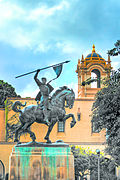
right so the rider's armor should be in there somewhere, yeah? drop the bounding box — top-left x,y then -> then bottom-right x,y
34,71 -> 54,125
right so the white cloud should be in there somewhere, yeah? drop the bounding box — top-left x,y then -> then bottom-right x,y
0,1 -> 30,48
56,41 -> 81,55
0,1 -> 25,26
20,83 -> 39,98
0,27 -> 32,49
0,0 -> 70,52
57,42 -> 74,53
34,43 -> 51,53
27,1 -> 69,21
112,61 -> 120,70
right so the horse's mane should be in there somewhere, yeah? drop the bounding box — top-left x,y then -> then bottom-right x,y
52,86 -> 71,99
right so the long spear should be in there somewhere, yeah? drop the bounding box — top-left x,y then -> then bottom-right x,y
15,60 -> 70,78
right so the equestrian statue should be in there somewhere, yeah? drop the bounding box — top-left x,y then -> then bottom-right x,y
12,61 -> 76,143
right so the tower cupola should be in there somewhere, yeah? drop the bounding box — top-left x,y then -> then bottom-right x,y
76,45 -> 112,97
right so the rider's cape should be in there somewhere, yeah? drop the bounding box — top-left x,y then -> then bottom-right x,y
35,83 -> 54,102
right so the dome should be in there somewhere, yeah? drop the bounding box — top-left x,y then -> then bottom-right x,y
84,45 -> 106,67
86,53 -> 102,58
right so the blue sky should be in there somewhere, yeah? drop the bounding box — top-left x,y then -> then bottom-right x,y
0,0 -> 120,98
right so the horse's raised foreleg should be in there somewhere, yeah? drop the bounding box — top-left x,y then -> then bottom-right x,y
63,113 -> 76,128
44,118 -> 57,143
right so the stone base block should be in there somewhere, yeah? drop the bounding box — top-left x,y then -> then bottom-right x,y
9,142 -> 75,180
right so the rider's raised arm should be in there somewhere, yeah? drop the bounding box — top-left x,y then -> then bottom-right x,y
34,69 -> 42,86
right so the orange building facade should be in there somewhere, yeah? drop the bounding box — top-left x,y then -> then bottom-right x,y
0,45 -> 114,175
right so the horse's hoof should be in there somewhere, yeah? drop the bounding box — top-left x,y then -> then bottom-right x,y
44,136 -> 51,143
32,137 -> 36,142
14,138 -> 19,142
17,142 -> 21,145
47,140 -> 52,144
44,136 -> 48,140
70,121 -> 76,128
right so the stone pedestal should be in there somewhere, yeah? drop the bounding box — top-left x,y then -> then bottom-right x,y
9,142 -> 75,180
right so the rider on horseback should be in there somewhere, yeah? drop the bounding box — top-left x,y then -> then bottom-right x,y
34,69 -> 54,125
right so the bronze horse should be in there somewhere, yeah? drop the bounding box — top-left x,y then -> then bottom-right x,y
12,86 -> 76,143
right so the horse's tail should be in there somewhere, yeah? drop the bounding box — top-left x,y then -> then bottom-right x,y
12,101 -> 27,114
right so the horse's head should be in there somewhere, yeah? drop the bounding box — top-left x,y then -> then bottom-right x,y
65,88 -> 75,109
51,86 -> 75,109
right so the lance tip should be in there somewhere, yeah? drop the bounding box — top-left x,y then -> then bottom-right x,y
65,60 -> 70,63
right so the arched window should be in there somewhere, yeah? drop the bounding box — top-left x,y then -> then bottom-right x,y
91,69 -> 101,88
92,121 -> 99,133
0,160 -> 5,180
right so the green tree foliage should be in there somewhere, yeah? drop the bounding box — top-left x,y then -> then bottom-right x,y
0,80 -> 20,108
90,155 -> 117,180
108,40 -> 120,56
92,69 -> 120,165
71,146 -> 117,180
71,146 -> 89,179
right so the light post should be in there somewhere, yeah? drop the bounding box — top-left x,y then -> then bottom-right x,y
96,149 -> 100,180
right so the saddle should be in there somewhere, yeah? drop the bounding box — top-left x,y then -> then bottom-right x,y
37,98 -> 52,111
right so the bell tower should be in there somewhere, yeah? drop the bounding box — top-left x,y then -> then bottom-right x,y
76,45 -> 112,97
